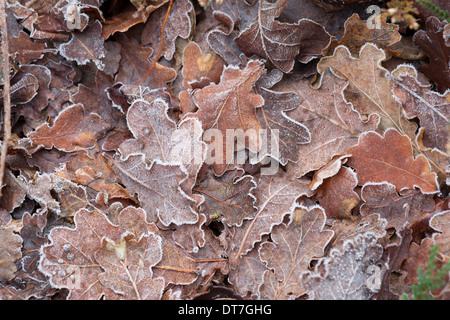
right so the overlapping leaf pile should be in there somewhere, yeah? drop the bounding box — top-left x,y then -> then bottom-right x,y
0,0 -> 449,300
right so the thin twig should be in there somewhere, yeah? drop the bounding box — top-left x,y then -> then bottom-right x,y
0,0 -> 11,197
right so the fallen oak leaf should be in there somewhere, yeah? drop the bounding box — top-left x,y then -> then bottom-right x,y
114,33 -> 176,95
141,0 -> 194,60
108,154 -> 198,226
303,232 -> 385,300
236,0 -> 330,72
322,13 -> 401,59
259,205 -> 334,300
226,169 -> 314,266
284,69 -> 379,178
413,17 -> 450,94
347,129 -> 439,194
360,182 -> 435,233
95,234 -> 165,300
59,20 -> 105,69
0,226 -> 22,281
39,209 -> 122,300
391,65 -> 450,154
254,86 -> 311,166
194,168 -> 257,227
318,43 -> 446,178
313,166 -> 359,219
27,104 -> 108,153
185,60 -> 265,176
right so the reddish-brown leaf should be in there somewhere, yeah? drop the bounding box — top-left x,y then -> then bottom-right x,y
347,129 -> 439,194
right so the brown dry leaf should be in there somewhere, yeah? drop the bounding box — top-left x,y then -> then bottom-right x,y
9,73 -> 39,106
347,129 -> 439,194
194,169 -> 257,227
153,242 -> 198,286
118,98 -> 206,204
391,65 -> 450,154
102,0 -> 168,39
303,232 -> 385,300
228,243 -> 267,300
186,60 -> 265,176
141,0 -> 194,60
171,213 -> 207,254
236,0 -> 330,72
259,205 -> 334,299
322,13 -> 401,59
318,43 -> 446,177
413,17 -> 450,94
59,20 -> 105,69
313,166 -> 359,219
255,86 -> 310,165
226,169 -> 314,266
115,33 -> 177,94
14,65 -> 55,121
96,234 -> 165,300
28,104 -> 108,153
181,41 -> 225,90
40,209 -> 122,300
360,182 -> 436,233
109,154 -> 198,226
430,211 -> 450,259
0,226 -> 22,281
309,155 -> 350,190
8,30 -> 46,65
56,152 -> 131,201
285,70 -> 379,178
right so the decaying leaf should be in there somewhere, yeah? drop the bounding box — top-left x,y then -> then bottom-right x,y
194,169 -> 256,226
313,166 -> 359,219
391,65 -> 450,154
226,170 -> 314,265
360,182 -> 436,233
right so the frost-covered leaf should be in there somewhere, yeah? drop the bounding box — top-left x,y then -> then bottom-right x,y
348,129 -> 439,194
109,155 -> 198,226
360,182 -> 436,233
185,60 -> 265,176
59,20 -> 105,69
285,70 -> 379,178
236,0 -> 330,72
194,169 -> 257,226
255,87 -> 310,165
40,209 -> 121,300
313,166 -> 359,219
259,205 -> 333,299
141,0 -> 193,60
391,65 -> 450,154
28,104 -> 108,152
303,233 -> 385,300
96,234 -> 165,300
226,170 -> 313,266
